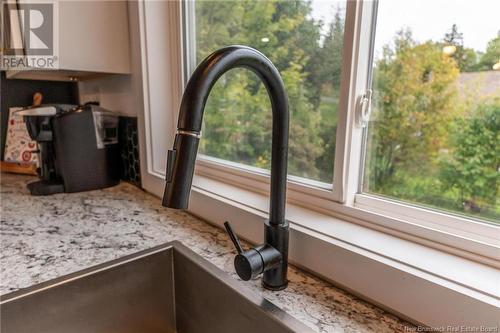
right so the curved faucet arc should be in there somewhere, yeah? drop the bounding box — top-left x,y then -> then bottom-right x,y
163,45 -> 290,290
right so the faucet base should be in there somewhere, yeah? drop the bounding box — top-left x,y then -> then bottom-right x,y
262,220 -> 289,290
262,280 -> 288,291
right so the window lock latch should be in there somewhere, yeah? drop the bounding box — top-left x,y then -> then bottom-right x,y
356,89 -> 372,128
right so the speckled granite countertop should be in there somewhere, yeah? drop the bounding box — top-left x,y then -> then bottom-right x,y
1,173 -> 412,332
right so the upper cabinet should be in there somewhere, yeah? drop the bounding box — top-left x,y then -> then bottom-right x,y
5,1 -> 131,81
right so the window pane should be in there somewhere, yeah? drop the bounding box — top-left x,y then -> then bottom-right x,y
364,0 -> 500,222
191,0 -> 346,184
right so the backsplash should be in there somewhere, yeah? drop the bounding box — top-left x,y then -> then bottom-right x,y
0,72 -> 78,160
119,116 -> 141,187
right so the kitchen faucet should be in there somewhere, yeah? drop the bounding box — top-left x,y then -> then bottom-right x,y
162,45 -> 290,291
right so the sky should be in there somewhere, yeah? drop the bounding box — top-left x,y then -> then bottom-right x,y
310,0 -> 500,55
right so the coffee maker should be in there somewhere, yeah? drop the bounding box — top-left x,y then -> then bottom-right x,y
17,103 -> 121,195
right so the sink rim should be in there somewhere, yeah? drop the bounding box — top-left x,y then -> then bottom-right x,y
1,240 -> 314,332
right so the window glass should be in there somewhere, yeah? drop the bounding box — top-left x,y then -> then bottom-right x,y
192,0 -> 346,184
364,0 -> 500,222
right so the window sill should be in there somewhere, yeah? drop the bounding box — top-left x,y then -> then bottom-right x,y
188,174 -> 499,327
194,158 -> 499,264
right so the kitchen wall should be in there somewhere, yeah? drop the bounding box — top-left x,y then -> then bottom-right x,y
78,75 -> 137,117
78,1 -> 146,187
0,72 -> 78,160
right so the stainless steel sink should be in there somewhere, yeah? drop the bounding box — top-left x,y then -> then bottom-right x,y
0,241 -> 313,333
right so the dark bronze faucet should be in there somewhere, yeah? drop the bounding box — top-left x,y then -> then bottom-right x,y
162,45 -> 290,290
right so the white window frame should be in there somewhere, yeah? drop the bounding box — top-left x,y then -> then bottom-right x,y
179,0 -> 499,263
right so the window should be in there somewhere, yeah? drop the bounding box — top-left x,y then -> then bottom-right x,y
177,0 -> 499,254
362,0 -> 500,223
185,0 -> 346,184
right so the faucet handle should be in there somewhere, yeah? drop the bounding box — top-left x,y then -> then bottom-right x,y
223,221 -> 282,281
224,221 -> 260,281
223,221 -> 244,254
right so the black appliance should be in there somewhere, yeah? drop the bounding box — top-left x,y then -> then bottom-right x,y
17,103 -> 121,195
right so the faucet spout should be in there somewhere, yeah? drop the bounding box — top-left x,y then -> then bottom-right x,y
162,45 -> 290,290
163,45 -> 289,226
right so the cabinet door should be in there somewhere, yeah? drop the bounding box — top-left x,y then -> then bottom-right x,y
4,0 -> 131,79
58,0 -> 130,74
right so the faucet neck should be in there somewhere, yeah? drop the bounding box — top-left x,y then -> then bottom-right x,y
177,46 -> 289,225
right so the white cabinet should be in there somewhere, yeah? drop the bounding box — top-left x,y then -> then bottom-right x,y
5,0 -> 130,81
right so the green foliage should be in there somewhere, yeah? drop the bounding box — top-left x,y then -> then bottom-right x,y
308,8 -> 344,181
307,6 -> 344,108
474,33 -> 500,71
365,29 -> 500,220
365,30 -> 459,191
195,0 -> 344,182
443,24 -> 478,72
440,102 -> 500,212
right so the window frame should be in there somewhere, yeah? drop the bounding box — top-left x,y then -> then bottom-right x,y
346,0 -> 500,258
172,0 -> 499,263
